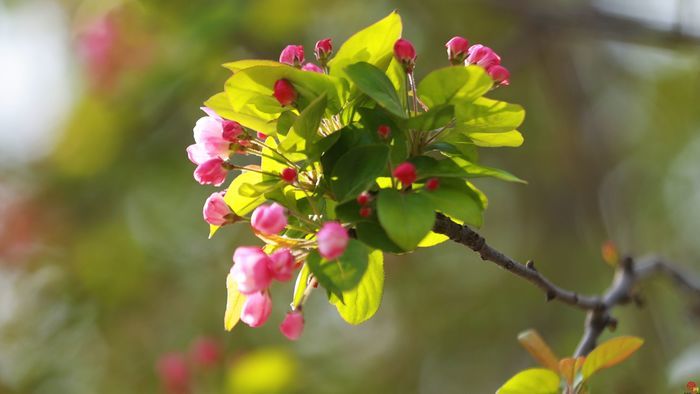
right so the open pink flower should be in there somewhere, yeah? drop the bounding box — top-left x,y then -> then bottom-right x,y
269,248 -> 296,281
194,158 -> 229,186
240,292 -> 272,327
317,222 -> 349,260
279,45 -> 304,67
203,191 -> 233,226
251,203 -> 287,235
231,247 -> 273,294
280,311 -> 304,340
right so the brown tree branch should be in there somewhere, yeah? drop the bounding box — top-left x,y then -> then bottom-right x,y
432,213 -> 700,356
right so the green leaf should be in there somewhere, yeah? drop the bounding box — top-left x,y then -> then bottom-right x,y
450,156 -> 526,183
329,12 -> 402,80
222,59 -> 281,73
454,97 -> 525,133
329,249 -> 384,324
355,221 -> 405,253
292,263 -> 310,307
238,179 -> 283,197
581,336 -> 644,380
306,239 -> 369,299
291,93 -> 327,141
345,62 -> 406,118
417,66 -> 493,108
405,104 -> 454,131
330,144 -> 390,202
417,231 -> 449,247
224,273 -> 247,331
468,130 -> 524,148
377,189 -> 435,251
419,178 -> 484,227
408,156 -> 468,179
496,368 -> 561,394
225,171 -> 267,216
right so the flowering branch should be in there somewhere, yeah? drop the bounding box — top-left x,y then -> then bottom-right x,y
432,213 -> 700,357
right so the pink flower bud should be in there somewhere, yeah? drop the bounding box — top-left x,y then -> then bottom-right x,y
393,162 -> 417,186
280,167 -> 297,183
377,124 -> 391,139
269,248 -> 296,281
251,203 -> 287,235
279,45 -> 304,67
356,191 -> 371,206
273,79 -> 297,107
156,353 -> 190,394
314,38 -> 332,61
190,337 -> 221,368
393,38 -> 416,73
425,178 -> 440,191
194,158 -> 229,186
222,121 -> 243,142
240,291 -> 272,328
279,311 -> 304,340
231,247 -> 273,295
203,191 -> 233,226
317,221 -> 349,260
466,44 -> 501,69
359,206 -> 372,218
301,62 -> 324,73
446,36 -> 469,65
257,132 -> 268,140
487,64 -> 510,86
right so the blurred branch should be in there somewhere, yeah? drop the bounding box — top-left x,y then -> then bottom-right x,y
432,213 -> 700,356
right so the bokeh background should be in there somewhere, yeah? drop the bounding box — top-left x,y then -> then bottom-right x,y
2,0 -> 700,392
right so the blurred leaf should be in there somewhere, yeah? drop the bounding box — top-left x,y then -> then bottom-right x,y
582,336 -> 644,380
517,329 -> 560,372
417,66 -> 492,108
377,189 -> 435,251
496,368 -> 560,394
330,144 -> 389,202
223,59 -> 281,73
306,239 -> 369,299
601,241 -> 619,267
224,273 -> 247,331
467,130 -> 524,148
345,62 -> 406,118
292,263 -> 311,307
227,348 -> 297,394
329,12 -> 402,81
330,249 -> 384,324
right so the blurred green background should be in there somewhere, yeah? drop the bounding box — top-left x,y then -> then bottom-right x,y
1,0 -> 700,393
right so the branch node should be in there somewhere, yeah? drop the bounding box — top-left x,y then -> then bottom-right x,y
607,316 -> 618,332
546,291 -> 556,302
526,260 -> 536,271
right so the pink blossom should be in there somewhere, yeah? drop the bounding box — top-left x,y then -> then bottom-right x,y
251,203 -> 288,235
193,116 -> 230,160
356,191 -> 371,206
257,132 -> 268,140
487,65 -> 510,86
393,162 -> 417,186
222,120 -> 243,142
446,36 -> 469,64
466,44 -> 501,69
156,352 -> 190,394
190,337 -> 221,367
231,247 -> 273,294
280,167 -> 297,183
194,158 -> 229,186
269,248 -> 296,281
240,292 -> 272,328
314,38 -> 332,61
393,38 -> 416,72
301,62 -> 324,73
425,178 -> 440,191
273,79 -> 297,107
279,311 -> 304,340
317,221 -> 349,260
202,191 -> 232,226
279,45 -> 304,67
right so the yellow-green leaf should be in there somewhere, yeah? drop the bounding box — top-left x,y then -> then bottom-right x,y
224,273 -> 247,331
223,59 -> 282,73
497,368 -> 561,394
417,66 -> 493,108
418,231 -> 449,247
468,130 -> 524,148
581,336 -> 644,380
328,12 -> 402,81
329,250 -> 384,324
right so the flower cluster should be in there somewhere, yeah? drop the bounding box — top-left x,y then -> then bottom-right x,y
187,12 -> 525,340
